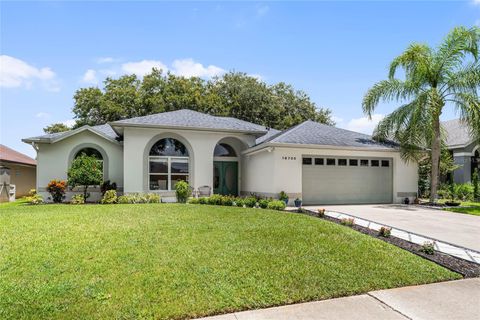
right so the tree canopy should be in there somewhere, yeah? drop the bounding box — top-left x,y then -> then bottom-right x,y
362,26 -> 480,201
71,70 -> 334,130
43,123 -> 71,134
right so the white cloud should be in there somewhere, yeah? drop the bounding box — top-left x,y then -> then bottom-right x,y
473,0 -> 480,5
171,59 -> 225,78
256,4 -> 269,17
0,55 -> 56,89
121,59 -> 168,77
36,112 -> 51,119
342,114 -> 385,135
96,57 -> 116,64
82,69 -> 98,84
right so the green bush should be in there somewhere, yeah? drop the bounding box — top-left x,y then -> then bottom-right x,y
208,194 -> 223,205
101,190 -> 117,204
420,241 -> 435,255
71,194 -> 85,205
453,183 -> 474,201
378,226 -> 391,238
244,197 -> 257,208
175,180 -> 191,203
146,193 -> 161,203
267,200 -> 286,211
198,197 -> 209,204
258,199 -> 269,209
117,195 -> 130,204
25,190 -> 44,205
188,198 -> 200,204
221,196 -> 234,206
235,198 -> 245,207
340,218 -> 355,226
278,191 -> 288,202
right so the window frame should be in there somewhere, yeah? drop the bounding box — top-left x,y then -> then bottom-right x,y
302,157 -> 313,165
314,158 -> 324,165
371,159 -> 380,167
149,156 -> 189,191
349,159 -> 358,166
360,159 -> 369,167
326,158 -> 336,166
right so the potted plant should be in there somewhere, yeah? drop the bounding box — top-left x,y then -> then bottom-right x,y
294,197 -> 302,208
278,191 -> 289,205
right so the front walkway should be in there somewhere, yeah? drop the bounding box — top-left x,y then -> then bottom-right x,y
198,278 -> 480,320
304,204 -> 480,263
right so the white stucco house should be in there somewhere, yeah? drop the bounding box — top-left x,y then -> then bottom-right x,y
23,109 -> 418,204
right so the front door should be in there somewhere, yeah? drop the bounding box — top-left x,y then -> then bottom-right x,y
213,161 -> 238,196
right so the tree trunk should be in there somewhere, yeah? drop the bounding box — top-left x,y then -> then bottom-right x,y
83,186 -> 88,202
430,115 -> 441,203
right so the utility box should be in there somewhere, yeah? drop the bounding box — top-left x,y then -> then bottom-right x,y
0,166 -> 16,202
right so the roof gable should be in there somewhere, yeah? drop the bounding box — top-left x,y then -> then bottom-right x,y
22,124 -> 119,145
257,120 -> 397,150
110,109 -> 268,134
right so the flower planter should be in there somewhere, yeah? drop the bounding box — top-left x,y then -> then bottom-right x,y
294,199 -> 302,208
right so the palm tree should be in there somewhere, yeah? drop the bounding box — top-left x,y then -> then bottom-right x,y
363,26 -> 480,202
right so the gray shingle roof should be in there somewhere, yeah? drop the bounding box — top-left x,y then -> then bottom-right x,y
111,109 -> 268,134
255,128 -> 281,145
23,124 -> 118,143
259,120 -> 397,150
442,119 -> 475,148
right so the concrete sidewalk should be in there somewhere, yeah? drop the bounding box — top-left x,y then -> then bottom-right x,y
197,278 -> 480,320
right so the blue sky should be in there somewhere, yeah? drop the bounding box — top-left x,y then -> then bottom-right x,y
1,1 -> 479,157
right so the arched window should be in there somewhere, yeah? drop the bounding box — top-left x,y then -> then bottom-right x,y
149,138 -> 189,191
214,143 -> 237,157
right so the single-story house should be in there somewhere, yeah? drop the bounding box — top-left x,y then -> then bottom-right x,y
0,144 -> 37,201
442,119 -> 480,184
23,109 -> 418,205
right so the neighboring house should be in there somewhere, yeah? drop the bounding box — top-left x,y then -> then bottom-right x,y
23,109 -> 418,205
0,144 -> 37,201
442,119 -> 480,184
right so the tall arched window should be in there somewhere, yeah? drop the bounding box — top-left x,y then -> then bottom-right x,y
149,138 -> 189,191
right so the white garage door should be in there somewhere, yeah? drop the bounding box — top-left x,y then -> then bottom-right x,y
302,156 -> 393,205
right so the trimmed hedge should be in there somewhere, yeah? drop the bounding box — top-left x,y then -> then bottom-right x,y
188,195 -> 285,211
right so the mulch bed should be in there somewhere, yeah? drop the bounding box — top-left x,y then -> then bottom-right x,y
297,208 -> 480,278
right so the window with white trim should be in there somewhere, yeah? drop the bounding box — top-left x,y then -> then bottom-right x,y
149,138 -> 189,191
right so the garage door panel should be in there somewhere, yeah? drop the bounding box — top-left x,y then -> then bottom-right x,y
302,158 -> 392,205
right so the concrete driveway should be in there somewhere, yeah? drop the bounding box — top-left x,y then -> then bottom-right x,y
308,204 -> 480,252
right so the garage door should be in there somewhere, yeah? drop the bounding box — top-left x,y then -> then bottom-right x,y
302,156 -> 393,205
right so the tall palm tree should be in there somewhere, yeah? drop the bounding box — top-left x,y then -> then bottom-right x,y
363,26 -> 480,202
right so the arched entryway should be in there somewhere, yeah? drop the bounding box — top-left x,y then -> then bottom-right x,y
213,139 -> 244,196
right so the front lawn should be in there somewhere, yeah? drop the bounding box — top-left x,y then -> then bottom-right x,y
444,201 -> 480,216
0,203 -> 459,319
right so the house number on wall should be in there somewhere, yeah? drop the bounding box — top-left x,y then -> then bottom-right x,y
281,156 -> 296,160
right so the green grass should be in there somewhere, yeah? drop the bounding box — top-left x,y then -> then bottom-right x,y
0,203 -> 460,319
444,201 -> 480,216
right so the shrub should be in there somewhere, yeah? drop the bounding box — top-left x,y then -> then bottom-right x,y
420,241 -> 435,255
221,196 -> 234,206
101,190 -> 117,204
473,169 -> 479,200
198,197 -> 209,205
258,199 -> 269,209
453,183 -> 474,201
175,180 -> 191,203
267,200 -> 286,211
100,180 -> 117,195
117,195 -> 130,204
208,194 -> 223,205
278,191 -> 288,202
71,194 -> 85,204
146,193 -> 161,203
25,191 -> 43,205
129,193 -> 148,204
46,180 -> 67,203
317,208 -> 325,217
340,218 -> 355,226
67,154 -> 103,200
378,226 -> 391,238
244,197 -> 257,208
188,198 -> 200,204
235,198 -> 245,207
